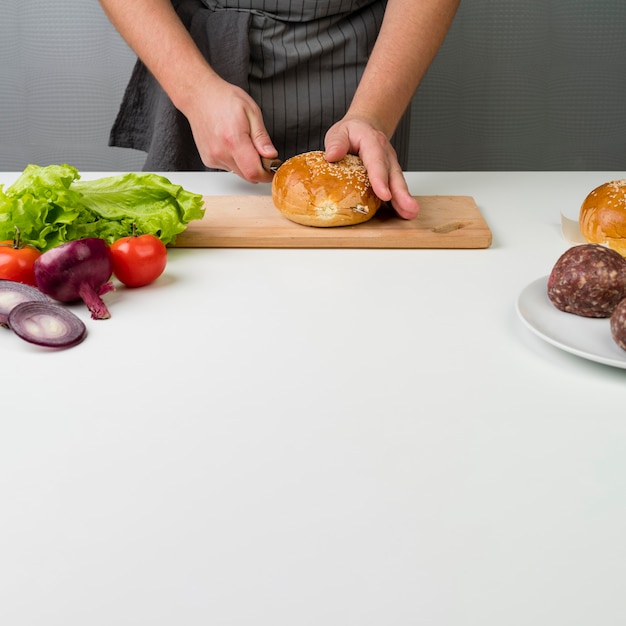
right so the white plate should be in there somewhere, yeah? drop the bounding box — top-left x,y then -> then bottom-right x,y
516,276 -> 626,369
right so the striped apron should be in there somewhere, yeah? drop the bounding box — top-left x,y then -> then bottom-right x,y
109,0 -> 409,170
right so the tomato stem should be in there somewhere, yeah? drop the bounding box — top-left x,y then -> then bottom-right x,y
0,227 -> 24,249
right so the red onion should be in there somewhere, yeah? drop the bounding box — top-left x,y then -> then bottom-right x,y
34,238 -> 115,320
8,301 -> 86,348
0,279 -> 49,326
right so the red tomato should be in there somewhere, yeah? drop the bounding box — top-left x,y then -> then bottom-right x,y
110,234 -> 167,288
0,240 -> 42,286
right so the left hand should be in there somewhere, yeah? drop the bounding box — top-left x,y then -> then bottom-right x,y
324,116 -> 419,220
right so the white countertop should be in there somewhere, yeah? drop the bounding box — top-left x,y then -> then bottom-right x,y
2,171 -> 625,625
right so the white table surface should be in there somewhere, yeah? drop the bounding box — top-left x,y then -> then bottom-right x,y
2,171 -> 626,625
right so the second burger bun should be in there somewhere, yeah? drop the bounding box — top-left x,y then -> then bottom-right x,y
580,179 -> 626,256
271,151 -> 381,227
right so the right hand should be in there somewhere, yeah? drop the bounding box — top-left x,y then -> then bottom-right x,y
182,77 -> 278,183
98,0 -> 278,183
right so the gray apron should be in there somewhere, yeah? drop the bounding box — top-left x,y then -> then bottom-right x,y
109,0 -> 409,170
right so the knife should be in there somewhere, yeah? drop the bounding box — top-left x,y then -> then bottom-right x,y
261,157 -> 283,173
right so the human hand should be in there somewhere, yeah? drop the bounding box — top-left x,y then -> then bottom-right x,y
324,117 -> 419,220
183,78 -> 278,183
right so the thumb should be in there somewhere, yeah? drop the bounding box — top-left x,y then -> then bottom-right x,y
324,125 -> 351,162
250,118 -> 278,159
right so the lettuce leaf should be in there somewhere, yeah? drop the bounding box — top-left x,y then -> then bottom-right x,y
0,164 -> 205,251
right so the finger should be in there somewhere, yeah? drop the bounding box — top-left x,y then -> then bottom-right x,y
230,149 -> 274,183
251,126 -> 278,161
362,155 -> 418,219
363,157 -> 392,203
235,113 -> 277,181
226,128 -> 275,182
388,170 -> 419,219
323,125 -> 351,162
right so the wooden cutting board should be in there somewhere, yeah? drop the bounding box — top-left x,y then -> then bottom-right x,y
171,195 -> 492,249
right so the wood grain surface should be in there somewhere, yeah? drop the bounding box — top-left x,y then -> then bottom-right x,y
171,195 -> 492,249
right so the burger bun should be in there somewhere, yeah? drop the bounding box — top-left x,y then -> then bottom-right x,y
579,179 -> 626,256
271,151 -> 381,227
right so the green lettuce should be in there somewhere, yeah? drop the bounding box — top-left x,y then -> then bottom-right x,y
0,164 -> 205,251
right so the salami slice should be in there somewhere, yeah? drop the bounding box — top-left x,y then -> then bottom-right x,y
610,298 -> 626,351
547,244 -> 626,318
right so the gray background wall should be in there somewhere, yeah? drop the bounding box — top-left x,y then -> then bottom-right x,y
2,1 -> 625,173
408,0 -> 626,170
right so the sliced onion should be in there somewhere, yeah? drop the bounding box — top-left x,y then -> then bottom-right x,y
0,279 -> 49,326
8,301 -> 87,348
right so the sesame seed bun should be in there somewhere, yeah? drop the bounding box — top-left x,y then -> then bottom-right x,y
271,151 -> 381,227
579,179 -> 626,256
